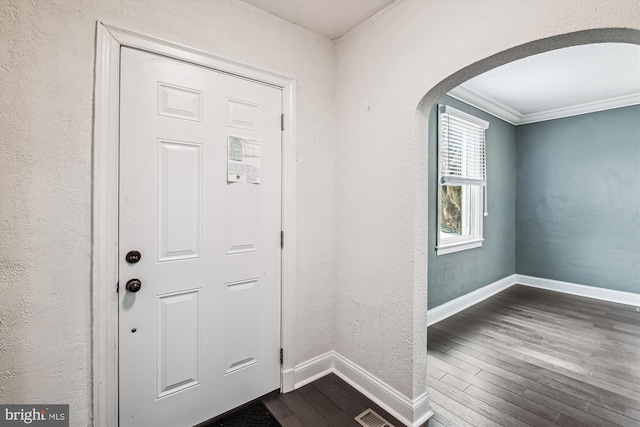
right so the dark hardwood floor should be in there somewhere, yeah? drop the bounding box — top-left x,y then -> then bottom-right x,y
427,285 -> 640,427
264,285 -> 639,426
263,373 -> 404,427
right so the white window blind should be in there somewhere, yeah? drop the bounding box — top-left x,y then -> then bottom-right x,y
438,105 -> 489,187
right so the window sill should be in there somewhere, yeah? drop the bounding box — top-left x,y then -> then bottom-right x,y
436,238 -> 484,256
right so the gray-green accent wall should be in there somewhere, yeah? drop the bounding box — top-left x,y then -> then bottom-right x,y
428,96 -> 517,309
516,105 -> 640,294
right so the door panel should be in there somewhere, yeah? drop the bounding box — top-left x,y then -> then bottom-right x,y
156,289 -> 201,398
157,140 -> 202,261
119,47 -> 281,427
223,278 -> 260,374
224,184 -> 260,255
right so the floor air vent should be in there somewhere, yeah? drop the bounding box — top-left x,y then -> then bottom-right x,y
354,408 -> 395,427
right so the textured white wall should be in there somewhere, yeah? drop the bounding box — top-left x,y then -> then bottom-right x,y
2,0 -> 640,424
334,0 -> 640,401
0,1 -> 335,425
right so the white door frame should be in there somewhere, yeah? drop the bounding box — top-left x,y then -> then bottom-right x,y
91,22 -> 297,427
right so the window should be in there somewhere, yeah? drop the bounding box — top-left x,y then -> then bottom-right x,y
437,105 -> 489,255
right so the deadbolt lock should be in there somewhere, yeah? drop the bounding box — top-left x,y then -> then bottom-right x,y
125,250 -> 142,264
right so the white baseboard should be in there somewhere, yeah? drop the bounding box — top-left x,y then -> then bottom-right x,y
427,274 -> 516,326
332,353 -> 433,427
292,351 -> 334,389
293,351 -> 433,427
515,274 -> 640,307
426,274 -> 640,327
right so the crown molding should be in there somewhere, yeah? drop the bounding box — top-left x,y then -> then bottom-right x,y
518,93 -> 640,124
448,85 -> 640,126
448,86 -> 521,125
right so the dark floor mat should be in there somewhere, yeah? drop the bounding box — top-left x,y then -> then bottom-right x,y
198,402 -> 281,427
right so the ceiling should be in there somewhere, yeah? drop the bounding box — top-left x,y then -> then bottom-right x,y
240,0 -> 394,40
450,43 -> 640,125
239,2 -> 638,124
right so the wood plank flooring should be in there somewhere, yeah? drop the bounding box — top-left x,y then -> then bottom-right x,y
427,285 -> 640,427
263,373 -> 404,427
264,285 -> 639,426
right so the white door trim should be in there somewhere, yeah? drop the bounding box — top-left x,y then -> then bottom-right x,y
92,22 -> 297,427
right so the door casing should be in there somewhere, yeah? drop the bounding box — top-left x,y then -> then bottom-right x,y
91,22 -> 297,427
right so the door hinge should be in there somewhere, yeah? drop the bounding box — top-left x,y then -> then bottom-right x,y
281,113 -> 284,131
116,281 -> 119,293
280,230 -> 284,249
280,348 -> 283,365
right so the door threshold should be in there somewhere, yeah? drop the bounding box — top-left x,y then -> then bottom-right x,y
193,389 -> 280,427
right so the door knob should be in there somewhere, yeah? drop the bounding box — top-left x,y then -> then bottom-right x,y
126,278 -> 142,293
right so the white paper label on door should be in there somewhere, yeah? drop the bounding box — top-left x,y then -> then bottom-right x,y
227,135 -> 261,184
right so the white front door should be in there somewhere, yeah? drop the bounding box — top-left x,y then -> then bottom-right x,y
118,47 -> 282,427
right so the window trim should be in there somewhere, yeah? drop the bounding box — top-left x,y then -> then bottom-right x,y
436,185 -> 484,255
436,105 -> 488,256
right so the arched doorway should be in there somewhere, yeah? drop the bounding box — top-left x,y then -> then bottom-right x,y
417,28 -> 640,426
